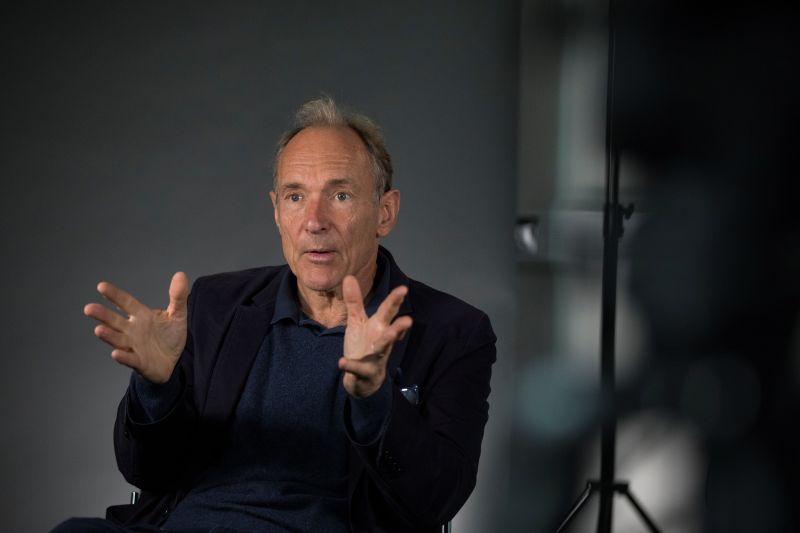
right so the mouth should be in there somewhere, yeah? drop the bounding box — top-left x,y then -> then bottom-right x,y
304,249 -> 337,263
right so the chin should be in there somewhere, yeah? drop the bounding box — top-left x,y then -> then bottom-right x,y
297,270 -> 343,293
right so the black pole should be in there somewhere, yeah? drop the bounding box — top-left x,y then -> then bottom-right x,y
596,0 -> 619,529
556,0 -> 660,531
597,151 -> 620,533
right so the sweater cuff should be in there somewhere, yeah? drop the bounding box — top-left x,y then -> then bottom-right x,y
128,368 -> 183,424
347,377 -> 392,445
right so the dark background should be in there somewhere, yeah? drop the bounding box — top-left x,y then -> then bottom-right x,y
0,2 -> 518,531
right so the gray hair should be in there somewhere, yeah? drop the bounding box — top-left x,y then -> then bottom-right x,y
272,96 -> 393,200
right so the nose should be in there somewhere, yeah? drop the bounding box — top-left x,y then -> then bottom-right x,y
304,196 -> 329,234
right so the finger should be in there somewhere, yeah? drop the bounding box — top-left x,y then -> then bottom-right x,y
343,351 -> 383,364
396,316 -> 413,341
110,348 -> 140,371
361,317 -> 413,359
167,271 -> 190,316
386,316 -> 413,342
94,324 -> 132,350
342,275 -> 367,323
365,317 -> 412,359
338,357 -> 381,380
97,281 -> 146,316
84,302 -> 128,331
373,285 -> 408,323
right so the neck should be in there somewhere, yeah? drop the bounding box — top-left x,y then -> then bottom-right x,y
297,260 -> 377,328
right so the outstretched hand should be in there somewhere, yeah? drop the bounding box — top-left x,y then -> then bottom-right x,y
338,275 -> 413,398
84,272 -> 190,384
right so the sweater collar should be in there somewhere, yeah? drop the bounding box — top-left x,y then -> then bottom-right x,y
264,246 -> 405,323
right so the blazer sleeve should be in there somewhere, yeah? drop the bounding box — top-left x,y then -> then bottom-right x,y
113,282 -> 201,492
344,311 -> 497,528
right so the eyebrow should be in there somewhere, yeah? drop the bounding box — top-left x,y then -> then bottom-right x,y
324,178 -> 355,189
278,178 -> 355,192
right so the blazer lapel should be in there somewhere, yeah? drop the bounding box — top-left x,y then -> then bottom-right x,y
201,271 -> 282,431
381,245 -> 415,382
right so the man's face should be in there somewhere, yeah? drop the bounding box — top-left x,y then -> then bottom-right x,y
270,126 -> 398,294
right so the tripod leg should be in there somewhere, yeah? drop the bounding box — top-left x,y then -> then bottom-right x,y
621,488 -> 661,533
556,483 -> 596,533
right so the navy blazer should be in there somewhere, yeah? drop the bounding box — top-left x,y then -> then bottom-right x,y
108,247 -> 496,532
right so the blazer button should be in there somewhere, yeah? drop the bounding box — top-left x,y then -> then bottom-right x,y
162,507 -> 170,517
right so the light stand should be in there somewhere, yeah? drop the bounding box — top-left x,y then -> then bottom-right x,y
555,1 -> 661,532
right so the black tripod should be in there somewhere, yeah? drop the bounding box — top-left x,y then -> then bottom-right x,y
556,2 -> 660,532
554,150 -> 660,533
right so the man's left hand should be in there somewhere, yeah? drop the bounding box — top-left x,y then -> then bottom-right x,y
338,275 -> 413,398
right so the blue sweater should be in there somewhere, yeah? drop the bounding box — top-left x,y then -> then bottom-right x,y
129,258 -> 392,532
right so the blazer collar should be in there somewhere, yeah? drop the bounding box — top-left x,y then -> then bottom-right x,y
380,245 -> 413,316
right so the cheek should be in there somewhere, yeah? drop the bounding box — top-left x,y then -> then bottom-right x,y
279,212 -> 300,234
344,214 -> 373,240
277,217 -> 300,251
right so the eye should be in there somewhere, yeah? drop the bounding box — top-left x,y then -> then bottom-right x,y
287,193 -> 301,202
335,192 -> 351,201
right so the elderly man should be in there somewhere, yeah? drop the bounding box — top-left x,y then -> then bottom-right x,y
56,97 -> 496,533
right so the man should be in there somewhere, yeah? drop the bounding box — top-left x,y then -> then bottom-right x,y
56,97 -> 496,532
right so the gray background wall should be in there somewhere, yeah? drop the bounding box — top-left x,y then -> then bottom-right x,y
0,2 -> 518,532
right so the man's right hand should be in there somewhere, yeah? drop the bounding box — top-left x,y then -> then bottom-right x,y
84,272 -> 190,384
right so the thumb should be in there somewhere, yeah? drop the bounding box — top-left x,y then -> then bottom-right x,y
167,271 -> 190,316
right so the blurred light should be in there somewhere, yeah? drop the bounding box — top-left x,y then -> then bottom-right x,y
573,412 -> 706,533
514,217 -> 540,256
517,358 -> 597,442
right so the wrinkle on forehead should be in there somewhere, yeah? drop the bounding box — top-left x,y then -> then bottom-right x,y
276,126 -> 372,185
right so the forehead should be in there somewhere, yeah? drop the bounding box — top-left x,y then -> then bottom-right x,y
276,126 -> 372,188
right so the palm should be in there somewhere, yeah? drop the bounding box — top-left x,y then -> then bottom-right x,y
344,312 -> 388,360
128,306 -> 187,381
85,272 -> 190,384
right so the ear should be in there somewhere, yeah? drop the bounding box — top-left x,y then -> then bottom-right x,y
376,189 -> 400,238
269,190 -> 281,232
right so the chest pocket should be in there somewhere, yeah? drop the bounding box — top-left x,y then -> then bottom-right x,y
399,385 -> 420,406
